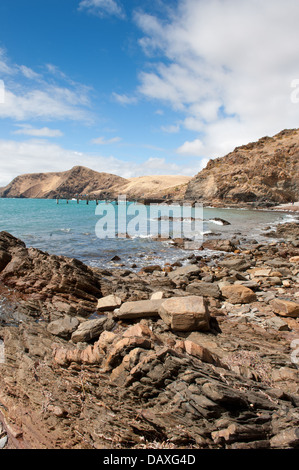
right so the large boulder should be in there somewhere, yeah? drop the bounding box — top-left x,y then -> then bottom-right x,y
221,285 -> 257,304
158,296 -> 210,332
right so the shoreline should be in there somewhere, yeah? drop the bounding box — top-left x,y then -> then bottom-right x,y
0,220 -> 298,449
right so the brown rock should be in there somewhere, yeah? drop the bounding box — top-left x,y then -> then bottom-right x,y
270,299 -> 299,318
158,296 -> 210,331
184,340 -> 221,366
221,285 -> 257,304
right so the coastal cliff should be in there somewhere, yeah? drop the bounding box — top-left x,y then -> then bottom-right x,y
185,129 -> 299,207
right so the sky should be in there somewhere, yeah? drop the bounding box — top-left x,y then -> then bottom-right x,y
1,0 -> 299,186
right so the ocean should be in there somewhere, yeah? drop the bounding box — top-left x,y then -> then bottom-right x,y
0,198 -> 295,270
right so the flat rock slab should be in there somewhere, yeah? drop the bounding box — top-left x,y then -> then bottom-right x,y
97,294 -> 122,312
158,295 -> 210,332
114,299 -> 165,320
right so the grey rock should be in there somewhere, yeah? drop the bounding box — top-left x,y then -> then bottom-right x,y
168,265 -> 201,281
186,281 -> 220,298
71,317 -> 114,343
47,315 -> 80,339
264,316 -> 289,331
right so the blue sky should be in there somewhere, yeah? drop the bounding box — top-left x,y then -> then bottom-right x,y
1,0 -> 299,186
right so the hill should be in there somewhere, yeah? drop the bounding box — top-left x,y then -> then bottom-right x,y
92,175 -> 191,201
185,128 -> 299,207
0,166 -> 191,200
0,166 -> 127,199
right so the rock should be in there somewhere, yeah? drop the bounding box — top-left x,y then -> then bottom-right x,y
234,280 -> 259,290
184,340 -> 222,366
186,281 -> 220,298
220,258 -> 252,271
208,218 -> 231,225
270,428 -> 299,448
289,256 -> 299,264
168,265 -> 201,280
111,255 -> 121,261
264,316 -> 289,331
71,317 -> 115,343
122,322 -> 161,344
105,337 -> 152,370
97,294 -> 122,311
96,330 -> 117,352
0,250 -> 11,271
113,299 -> 165,320
212,423 -> 269,444
150,291 -> 165,300
202,239 -> 236,252
0,231 -> 102,317
221,285 -> 257,304
139,265 -> 162,274
248,267 -> 272,277
47,315 -> 80,339
272,367 -> 299,384
158,296 -> 210,332
270,299 -> 299,318
0,434 -> 8,449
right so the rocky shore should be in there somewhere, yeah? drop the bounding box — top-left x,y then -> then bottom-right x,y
0,222 -> 298,450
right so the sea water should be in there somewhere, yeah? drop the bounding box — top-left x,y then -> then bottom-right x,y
0,198 -> 294,269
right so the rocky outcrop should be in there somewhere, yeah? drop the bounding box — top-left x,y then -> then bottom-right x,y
185,129 -> 299,206
0,231 -> 102,317
0,231 -> 299,449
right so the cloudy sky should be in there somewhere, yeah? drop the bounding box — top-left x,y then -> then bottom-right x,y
0,0 -> 299,186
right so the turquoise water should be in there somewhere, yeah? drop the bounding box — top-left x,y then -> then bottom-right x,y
0,198 -> 293,269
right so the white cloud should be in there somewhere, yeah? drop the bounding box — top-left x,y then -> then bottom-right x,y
0,53 -> 93,123
161,123 -> 180,133
78,0 -> 125,19
135,0 -> 299,159
13,124 -> 63,138
0,139 -> 195,187
177,139 -> 203,156
91,136 -> 121,144
112,92 -> 137,105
